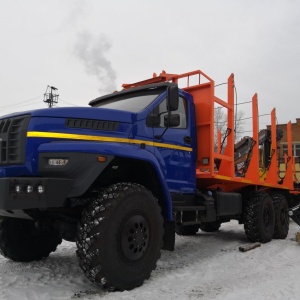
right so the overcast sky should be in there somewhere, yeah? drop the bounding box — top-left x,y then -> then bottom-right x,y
0,0 -> 299,134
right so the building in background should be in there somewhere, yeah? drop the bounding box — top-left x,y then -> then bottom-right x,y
267,119 -> 300,181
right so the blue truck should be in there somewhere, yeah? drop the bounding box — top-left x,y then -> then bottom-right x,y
0,69 -> 299,291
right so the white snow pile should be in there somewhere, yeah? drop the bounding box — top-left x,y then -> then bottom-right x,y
0,220 -> 299,300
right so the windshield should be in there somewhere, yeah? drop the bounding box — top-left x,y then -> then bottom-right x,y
93,90 -> 164,113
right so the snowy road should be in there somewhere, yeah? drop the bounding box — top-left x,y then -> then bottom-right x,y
0,220 -> 299,300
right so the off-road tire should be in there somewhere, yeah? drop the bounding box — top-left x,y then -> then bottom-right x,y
272,193 -> 289,239
176,225 -> 199,236
0,217 -> 62,262
76,183 -> 163,291
244,192 -> 275,243
199,221 -> 221,232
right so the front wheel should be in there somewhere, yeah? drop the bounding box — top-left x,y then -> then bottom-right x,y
0,217 -> 62,262
76,183 -> 163,291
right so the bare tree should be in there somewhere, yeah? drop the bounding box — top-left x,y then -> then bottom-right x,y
214,107 -> 245,151
234,110 -> 245,141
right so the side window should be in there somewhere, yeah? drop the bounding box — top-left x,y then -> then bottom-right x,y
148,96 -> 187,129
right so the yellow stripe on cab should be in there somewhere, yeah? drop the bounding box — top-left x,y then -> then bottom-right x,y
27,131 -> 193,152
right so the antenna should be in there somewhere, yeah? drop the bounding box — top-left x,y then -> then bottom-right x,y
43,85 -> 59,108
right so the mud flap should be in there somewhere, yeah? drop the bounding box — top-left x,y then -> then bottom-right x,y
289,204 -> 300,227
162,220 -> 175,251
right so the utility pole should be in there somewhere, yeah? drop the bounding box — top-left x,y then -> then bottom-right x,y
43,86 -> 59,108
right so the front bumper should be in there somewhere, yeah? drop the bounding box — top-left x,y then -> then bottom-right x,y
0,177 -> 73,210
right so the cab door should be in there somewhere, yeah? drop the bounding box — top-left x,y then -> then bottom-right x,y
147,94 -> 196,194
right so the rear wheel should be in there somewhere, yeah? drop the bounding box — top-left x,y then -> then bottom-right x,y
244,192 -> 275,243
76,183 -> 163,291
0,217 -> 62,262
272,193 -> 289,239
199,221 -> 221,232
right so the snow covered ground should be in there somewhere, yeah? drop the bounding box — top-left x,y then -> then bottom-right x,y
0,220 -> 299,300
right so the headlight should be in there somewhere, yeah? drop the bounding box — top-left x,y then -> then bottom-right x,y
15,185 -> 21,193
37,185 -> 45,193
27,185 -> 33,193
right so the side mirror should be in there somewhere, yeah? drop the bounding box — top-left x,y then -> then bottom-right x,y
164,114 -> 180,127
167,85 -> 179,111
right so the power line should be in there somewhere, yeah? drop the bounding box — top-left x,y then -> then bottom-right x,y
214,82 -> 227,87
59,99 -> 80,107
239,113 -> 271,121
236,100 -> 252,105
0,95 -> 43,109
0,101 -> 44,113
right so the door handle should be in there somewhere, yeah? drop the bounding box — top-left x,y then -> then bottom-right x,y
184,136 -> 192,145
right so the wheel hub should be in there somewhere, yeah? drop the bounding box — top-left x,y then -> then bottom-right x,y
120,214 -> 149,262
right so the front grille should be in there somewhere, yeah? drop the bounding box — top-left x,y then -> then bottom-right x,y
66,118 -> 119,131
0,115 -> 30,165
